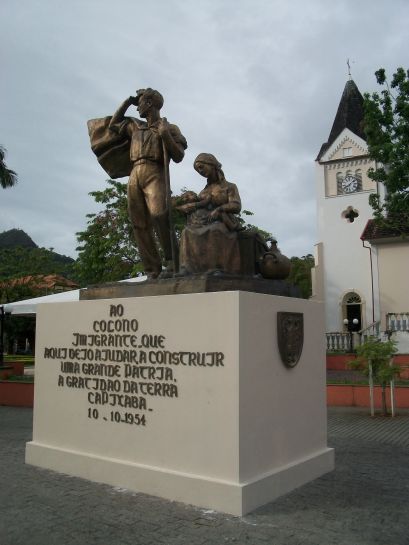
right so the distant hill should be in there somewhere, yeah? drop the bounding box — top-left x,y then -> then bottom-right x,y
0,229 -> 75,281
0,228 -> 37,249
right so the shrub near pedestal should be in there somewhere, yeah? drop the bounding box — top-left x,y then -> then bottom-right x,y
348,337 -> 399,415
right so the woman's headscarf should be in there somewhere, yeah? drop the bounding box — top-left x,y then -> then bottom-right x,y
194,153 -> 226,182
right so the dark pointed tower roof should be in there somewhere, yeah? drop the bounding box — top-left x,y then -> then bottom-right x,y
316,79 -> 366,161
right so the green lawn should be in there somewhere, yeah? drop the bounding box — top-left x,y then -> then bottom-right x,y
3,354 -> 34,365
1,374 -> 34,383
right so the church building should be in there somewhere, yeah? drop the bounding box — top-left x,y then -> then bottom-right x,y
311,79 -> 383,334
312,78 -> 409,351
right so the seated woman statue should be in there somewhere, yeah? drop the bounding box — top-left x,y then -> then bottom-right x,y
177,153 -> 242,275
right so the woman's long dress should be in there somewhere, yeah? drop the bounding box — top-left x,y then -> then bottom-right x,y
179,181 -> 241,274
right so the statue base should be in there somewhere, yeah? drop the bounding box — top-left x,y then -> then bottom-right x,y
80,274 -> 300,300
26,291 -> 333,516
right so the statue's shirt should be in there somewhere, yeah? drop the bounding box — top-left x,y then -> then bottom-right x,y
112,118 -> 187,164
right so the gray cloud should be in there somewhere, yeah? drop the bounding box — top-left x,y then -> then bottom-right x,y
1,0 -> 408,260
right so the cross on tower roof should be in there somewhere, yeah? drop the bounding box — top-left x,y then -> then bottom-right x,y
347,58 -> 353,79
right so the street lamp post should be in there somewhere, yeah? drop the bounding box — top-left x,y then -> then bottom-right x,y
343,317 -> 359,352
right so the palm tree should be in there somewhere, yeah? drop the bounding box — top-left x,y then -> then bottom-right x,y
0,146 -> 18,188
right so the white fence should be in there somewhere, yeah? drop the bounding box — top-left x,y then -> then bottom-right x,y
326,332 -> 353,352
326,321 -> 380,352
326,315 -> 409,352
386,313 -> 409,332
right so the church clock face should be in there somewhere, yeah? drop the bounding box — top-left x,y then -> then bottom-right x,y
342,175 -> 358,193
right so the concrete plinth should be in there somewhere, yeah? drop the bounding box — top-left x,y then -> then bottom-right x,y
26,291 -> 333,515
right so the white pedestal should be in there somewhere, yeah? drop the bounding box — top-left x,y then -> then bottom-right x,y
26,291 -> 333,515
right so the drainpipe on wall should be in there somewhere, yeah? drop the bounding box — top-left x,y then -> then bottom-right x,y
362,241 -> 375,324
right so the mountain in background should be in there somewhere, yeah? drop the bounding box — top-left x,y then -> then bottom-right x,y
0,228 -> 37,249
0,229 -> 75,280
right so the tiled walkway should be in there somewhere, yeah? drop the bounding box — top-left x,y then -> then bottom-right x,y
1,406 -> 408,545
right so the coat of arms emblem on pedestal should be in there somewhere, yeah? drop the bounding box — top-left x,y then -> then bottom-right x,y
277,312 -> 304,367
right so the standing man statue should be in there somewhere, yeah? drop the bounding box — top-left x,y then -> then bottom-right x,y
88,88 -> 187,279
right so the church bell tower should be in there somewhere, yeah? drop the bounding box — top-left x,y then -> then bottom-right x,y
311,79 -> 384,333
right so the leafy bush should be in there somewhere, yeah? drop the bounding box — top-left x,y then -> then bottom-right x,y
348,337 -> 399,415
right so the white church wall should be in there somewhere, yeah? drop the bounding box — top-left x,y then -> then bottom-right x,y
318,191 -> 378,332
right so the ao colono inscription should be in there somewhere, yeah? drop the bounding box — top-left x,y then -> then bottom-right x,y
43,304 -> 225,428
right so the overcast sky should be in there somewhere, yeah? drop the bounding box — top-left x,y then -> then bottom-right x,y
1,0 -> 408,261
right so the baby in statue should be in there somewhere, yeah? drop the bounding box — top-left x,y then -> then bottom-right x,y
177,190 -> 211,227
176,153 -> 242,275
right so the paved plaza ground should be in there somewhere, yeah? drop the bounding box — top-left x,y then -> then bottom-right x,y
1,406 -> 408,545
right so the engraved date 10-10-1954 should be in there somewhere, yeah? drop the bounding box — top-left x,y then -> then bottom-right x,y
88,407 -> 146,426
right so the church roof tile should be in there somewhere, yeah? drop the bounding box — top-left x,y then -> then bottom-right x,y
360,219 -> 409,242
316,80 -> 366,161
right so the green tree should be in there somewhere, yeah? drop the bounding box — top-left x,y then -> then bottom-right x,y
364,68 -> 409,233
287,254 -> 314,299
3,315 -> 36,355
0,146 -> 18,188
0,246 -> 74,280
74,180 -> 143,286
349,337 -> 399,416
0,278 -> 39,356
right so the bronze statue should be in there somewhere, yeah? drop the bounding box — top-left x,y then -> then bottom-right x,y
88,90 -> 291,283
88,88 -> 187,279
258,238 -> 291,279
177,153 -> 242,275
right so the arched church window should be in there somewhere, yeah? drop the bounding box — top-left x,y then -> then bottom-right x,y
345,293 -> 361,305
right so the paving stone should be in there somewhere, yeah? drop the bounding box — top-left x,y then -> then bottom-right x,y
0,406 -> 408,545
